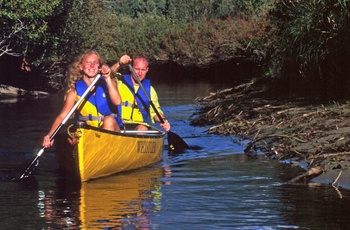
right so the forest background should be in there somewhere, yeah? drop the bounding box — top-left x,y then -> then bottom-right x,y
1,0 -> 350,101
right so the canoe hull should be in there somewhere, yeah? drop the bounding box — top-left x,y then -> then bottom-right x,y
56,124 -> 165,182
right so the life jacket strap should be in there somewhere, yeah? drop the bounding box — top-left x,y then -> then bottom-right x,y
121,101 -> 138,109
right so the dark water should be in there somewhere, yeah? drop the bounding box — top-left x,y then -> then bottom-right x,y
1,82 -> 350,229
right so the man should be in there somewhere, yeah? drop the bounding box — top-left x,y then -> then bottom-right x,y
111,55 -> 170,131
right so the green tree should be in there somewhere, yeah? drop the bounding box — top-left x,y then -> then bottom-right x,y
0,0 -> 62,60
164,0 -> 176,18
60,0 -> 119,61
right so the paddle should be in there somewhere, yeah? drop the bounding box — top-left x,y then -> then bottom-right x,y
13,73 -> 102,180
128,64 -> 189,154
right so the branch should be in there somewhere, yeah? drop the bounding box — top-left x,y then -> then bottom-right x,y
0,19 -> 27,57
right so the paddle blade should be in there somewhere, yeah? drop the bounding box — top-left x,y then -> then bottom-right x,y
168,131 -> 189,154
11,158 -> 39,180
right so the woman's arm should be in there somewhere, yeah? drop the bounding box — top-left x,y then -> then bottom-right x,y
42,89 -> 76,148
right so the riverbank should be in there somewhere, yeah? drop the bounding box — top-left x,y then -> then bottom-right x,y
191,78 -> 350,190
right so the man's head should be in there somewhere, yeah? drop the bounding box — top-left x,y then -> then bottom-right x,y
132,56 -> 149,82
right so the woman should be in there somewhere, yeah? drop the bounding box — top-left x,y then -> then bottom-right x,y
42,50 -> 121,148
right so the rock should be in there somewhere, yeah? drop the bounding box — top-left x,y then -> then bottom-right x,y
0,84 -> 49,100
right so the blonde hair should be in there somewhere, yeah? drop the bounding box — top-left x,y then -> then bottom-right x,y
66,49 -> 105,91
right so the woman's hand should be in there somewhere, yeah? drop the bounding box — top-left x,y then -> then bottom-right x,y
100,65 -> 111,79
42,135 -> 54,148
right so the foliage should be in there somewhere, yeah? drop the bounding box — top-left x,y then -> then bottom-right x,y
0,0 -> 347,100
57,0 -> 269,67
0,0 -> 62,60
58,0 -> 120,62
266,0 -> 350,98
112,0 -> 269,21
1,0 -> 270,65
104,14 -> 265,67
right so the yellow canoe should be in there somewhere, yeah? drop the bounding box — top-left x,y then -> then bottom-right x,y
55,122 -> 165,182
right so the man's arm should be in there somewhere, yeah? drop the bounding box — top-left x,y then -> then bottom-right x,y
150,86 -> 164,122
111,54 -> 132,75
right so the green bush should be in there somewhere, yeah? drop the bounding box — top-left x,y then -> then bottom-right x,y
266,0 -> 350,99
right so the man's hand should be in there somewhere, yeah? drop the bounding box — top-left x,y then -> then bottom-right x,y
160,120 -> 171,132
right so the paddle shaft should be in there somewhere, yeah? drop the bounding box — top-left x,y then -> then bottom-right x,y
18,74 -> 102,179
128,64 -> 165,123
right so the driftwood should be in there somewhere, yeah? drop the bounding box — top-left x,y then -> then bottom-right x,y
289,167 -> 324,183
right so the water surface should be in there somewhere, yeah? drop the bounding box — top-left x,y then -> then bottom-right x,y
0,82 -> 349,229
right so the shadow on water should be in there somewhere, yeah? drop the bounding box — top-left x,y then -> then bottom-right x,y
0,168 -> 39,192
277,182 -> 350,229
0,151 -> 26,181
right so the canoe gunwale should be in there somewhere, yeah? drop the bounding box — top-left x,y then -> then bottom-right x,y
84,124 -> 166,139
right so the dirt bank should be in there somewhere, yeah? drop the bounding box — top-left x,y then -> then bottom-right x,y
191,78 -> 350,190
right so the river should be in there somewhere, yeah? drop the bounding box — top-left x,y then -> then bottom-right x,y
0,81 -> 349,229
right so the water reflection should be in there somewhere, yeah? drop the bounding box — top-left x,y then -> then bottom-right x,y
42,167 -> 164,229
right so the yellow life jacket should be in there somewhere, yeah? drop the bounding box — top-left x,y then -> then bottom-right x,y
75,79 -> 116,127
118,74 -> 151,123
